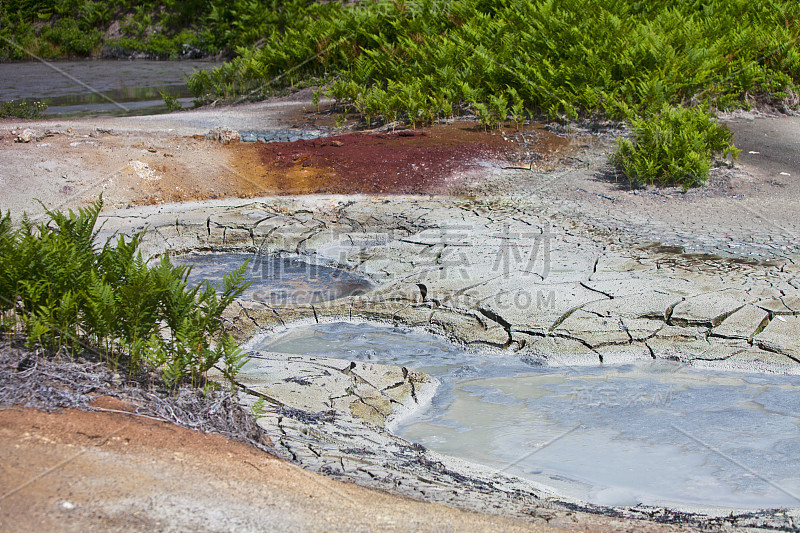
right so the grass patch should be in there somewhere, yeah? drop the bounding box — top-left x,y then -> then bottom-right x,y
160,91 -> 183,112
0,197 -> 250,391
187,0 -> 799,120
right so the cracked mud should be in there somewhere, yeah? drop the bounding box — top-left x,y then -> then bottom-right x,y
94,186 -> 800,530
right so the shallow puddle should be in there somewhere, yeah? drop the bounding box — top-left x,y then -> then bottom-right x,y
0,60 -> 218,117
253,321 -> 800,510
170,253 -> 372,304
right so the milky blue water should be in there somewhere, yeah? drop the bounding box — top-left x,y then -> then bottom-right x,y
254,321 -> 800,510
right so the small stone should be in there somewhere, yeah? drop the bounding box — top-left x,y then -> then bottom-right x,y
16,357 -> 34,372
15,128 -> 38,143
61,501 -> 75,510
205,127 -> 241,145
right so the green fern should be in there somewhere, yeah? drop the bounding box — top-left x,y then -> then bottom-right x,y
0,197 -> 251,391
610,104 -> 740,190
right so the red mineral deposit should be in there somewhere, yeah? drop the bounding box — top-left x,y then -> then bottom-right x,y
228,121 -> 573,196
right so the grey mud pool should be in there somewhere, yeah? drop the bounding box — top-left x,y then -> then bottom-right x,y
171,252 -> 373,305
252,321 -> 800,511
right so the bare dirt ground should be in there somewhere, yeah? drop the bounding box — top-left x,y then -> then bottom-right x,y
474,117 -> 800,260
0,401 -> 697,533
0,113 -> 574,219
1,405 -> 553,533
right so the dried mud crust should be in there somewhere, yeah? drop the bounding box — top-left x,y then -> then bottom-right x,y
91,196 -> 800,530
108,196 -> 800,373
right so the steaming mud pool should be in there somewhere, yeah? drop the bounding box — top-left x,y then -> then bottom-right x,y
252,321 -> 800,511
170,252 -> 372,304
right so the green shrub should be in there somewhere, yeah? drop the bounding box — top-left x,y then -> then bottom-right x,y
0,197 -> 251,390
41,18 -> 102,56
0,0 -> 300,60
0,100 -> 48,119
610,105 -> 740,190
177,0 -> 794,187
160,91 -> 183,112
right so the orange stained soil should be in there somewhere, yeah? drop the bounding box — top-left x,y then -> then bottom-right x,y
226,121 -> 575,196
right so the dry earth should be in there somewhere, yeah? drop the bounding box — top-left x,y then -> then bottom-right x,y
1,403 -> 557,533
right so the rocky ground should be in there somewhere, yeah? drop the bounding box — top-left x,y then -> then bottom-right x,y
1,100 -> 799,531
